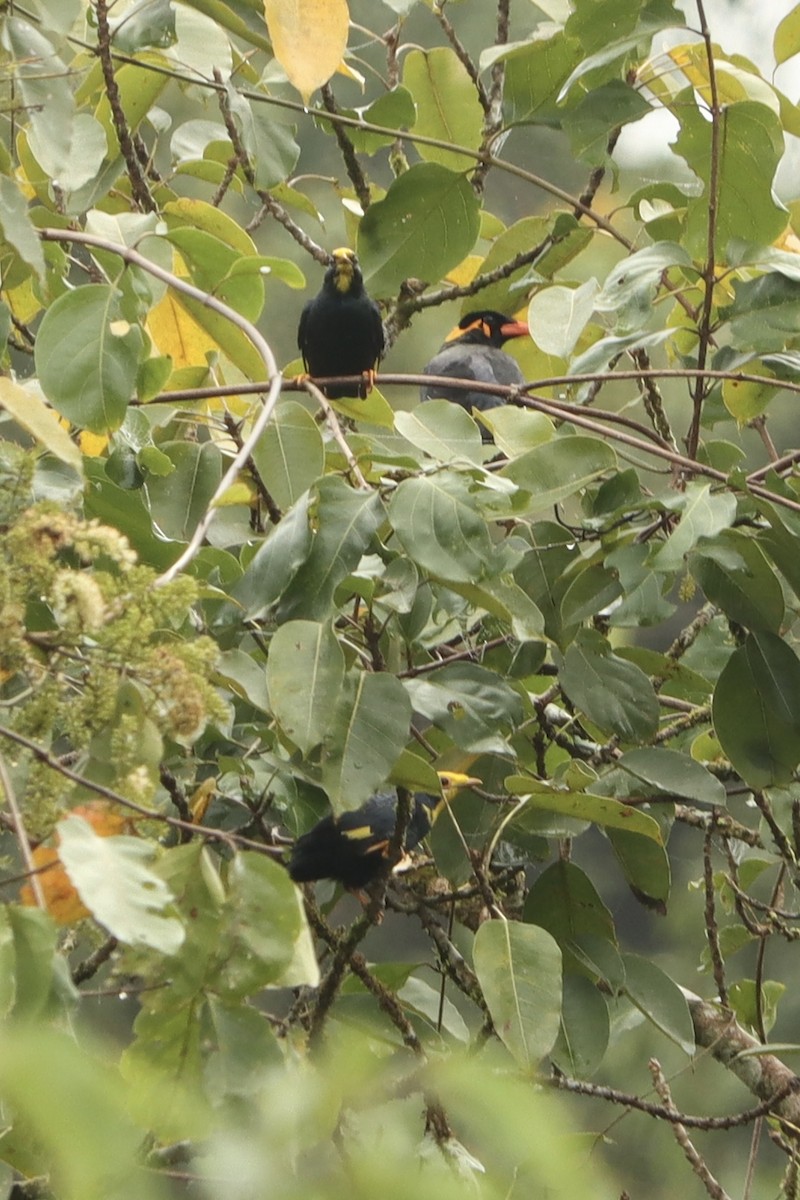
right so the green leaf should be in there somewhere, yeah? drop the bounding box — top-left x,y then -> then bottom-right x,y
722,273 -> 800,353
4,19 -> 88,192
775,4 -> 800,65
562,80 -> 652,165
344,87 -> 417,154
6,907 -> 59,1023
34,286 -> 143,433
504,780 -> 664,841
559,628 -> 659,741
405,662 -> 523,754
57,816 -> 185,953
607,827 -> 671,911
672,96 -> 787,256
215,648 -> 271,714
83,463 -> 180,569
93,53 -> 171,152
276,478 -> 384,621
552,975 -> 610,1077
501,436 -> 616,513
321,671 -> 413,813
688,529 -> 784,632
266,620 -> 345,754
713,631 -> 800,788
402,47 -> 483,169
447,574 -> 545,641
559,10 -> 682,98
0,910 -> 15,1020
388,471 -> 503,583
513,524 -> 579,645
595,242 -> 693,325
165,227 -> 264,321
394,400 -> 484,465
233,492 -> 313,617
622,954 -> 694,1055
145,441 -> 223,542
528,280 -> 599,358
560,562 -> 622,627
651,483 -> 737,571
0,377 -> 83,474
467,212 -> 591,316
523,860 -> 616,952
221,853 -> 318,992
319,672 -> 410,811
251,400 -> 325,508
617,747 -> 726,807
756,499 -> 800,603
359,164 -> 480,296
230,100 -> 300,190
122,1001 -> 206,1131
164,196 -> 256,258
205,999 -> 283,1099
0,1025 -> 167,1200
498,29 -> 582,123
0,176 -> 45,279
728,979 -> 785,1035
473,920 -> 562,1069
399,976 -> 469,1042
480,406 -> 555,458
569,328 -> 673,375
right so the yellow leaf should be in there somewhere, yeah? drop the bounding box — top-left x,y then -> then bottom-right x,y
190,777 -> 216,824
216,481 -> 254,507
0,378 -> 83,474
445,255 -> 482,287
264,0 -> 350,103
79,430 -> 109,457
5,276 -> 41,323
147,291 -> 217,369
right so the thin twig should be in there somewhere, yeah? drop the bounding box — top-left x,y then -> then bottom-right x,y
686,0 -> 721,461
550,1068 -> 793,1131
321,83 -> 372,211
94,0 -> 155,212
0,722 -> 287,859
0,752 -> 45,908
649,1058 -> 734,1200
223,412 -> 282,525
304,380 -> 370,489
703,828 -> 728,1006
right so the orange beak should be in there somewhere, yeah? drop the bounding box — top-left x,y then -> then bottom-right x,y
500,320 -> 529,339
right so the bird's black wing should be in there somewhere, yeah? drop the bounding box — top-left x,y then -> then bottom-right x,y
297,298 -> 314,369
337,792 -> 396,856
368,300 -> 385,364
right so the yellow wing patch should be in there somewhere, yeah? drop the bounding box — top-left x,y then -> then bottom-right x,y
342,825 -> 376,842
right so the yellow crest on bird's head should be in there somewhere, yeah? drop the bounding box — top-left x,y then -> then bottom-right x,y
330,246 -> 357,293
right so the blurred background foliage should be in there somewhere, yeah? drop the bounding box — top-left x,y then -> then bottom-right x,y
3,0 -> 800,1197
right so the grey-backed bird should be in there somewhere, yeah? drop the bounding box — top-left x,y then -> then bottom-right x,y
421,310 -> 529,438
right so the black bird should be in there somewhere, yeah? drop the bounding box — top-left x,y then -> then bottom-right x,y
420,310 -> 529,439
298,247 -> 384,399
287,772 -> 480,890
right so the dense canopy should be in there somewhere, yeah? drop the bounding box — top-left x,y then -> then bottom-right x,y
2,1 -> 800,1197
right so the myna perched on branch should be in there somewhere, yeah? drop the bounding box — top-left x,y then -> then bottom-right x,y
420,310 -> 529,438
287,772 -> 480,890
298,247 -> 384,399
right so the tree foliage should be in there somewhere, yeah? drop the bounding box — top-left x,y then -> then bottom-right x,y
2,0 -> 800,1196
